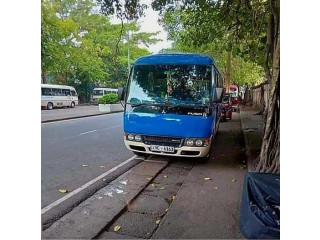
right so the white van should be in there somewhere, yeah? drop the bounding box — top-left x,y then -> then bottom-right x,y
41,84 -> 79,110
92,87 -> 117,103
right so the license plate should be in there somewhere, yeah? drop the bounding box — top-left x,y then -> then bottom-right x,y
150,145 -> 174,153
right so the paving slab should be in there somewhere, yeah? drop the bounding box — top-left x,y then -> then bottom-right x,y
128,194 -> 169,217
152,113 -> 246,239
42,161 -> 168,239
108,212 -> 159,239
167,158 -> 194,171
152,166 -> 190,186
239,107 -> 264,171
142,184 -> 181,201
99,232 -> 138,239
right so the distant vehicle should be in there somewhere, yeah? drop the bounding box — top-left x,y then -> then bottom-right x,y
230,84 -> 239,112
220,94 -> 233,121
41,84 -> 78,110
230,84 -> 239,98
231,96 -> 239,112
92,88 -> 118,103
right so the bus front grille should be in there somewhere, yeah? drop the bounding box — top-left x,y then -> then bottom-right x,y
143,135 -> 182,147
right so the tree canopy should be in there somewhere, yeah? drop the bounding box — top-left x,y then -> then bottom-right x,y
41,0 -> 160,101
160,9 -> 265,87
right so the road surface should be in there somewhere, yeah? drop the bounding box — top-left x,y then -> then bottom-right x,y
41,112 -> 133,208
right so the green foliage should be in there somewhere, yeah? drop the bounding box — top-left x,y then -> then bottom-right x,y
98,0 -> 268,87
41,0 -> 160,102
98,93 -> 119,104
161,9 -> 265,87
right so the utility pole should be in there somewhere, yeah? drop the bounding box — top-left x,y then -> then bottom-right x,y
127,19 -> 130,74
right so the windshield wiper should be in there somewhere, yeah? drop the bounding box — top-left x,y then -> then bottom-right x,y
126,102 -> 171,108
167,104 -> 208,109
126,102 -> 208,109
126,102 -> 148,107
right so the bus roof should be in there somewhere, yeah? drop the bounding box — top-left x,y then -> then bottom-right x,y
93,88 -> 117,91
133,53 -> 215,66
41,84 -> 75,90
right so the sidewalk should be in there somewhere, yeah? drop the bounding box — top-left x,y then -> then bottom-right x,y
41,104 -> 123,123
239,106 -> 264,172
149,113 -> 247,239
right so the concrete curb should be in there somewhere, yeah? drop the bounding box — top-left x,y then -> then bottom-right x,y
42,160 -> 170,239
41,156 -> 142,231
239,108 -> 256,172
41,110 -> 123,123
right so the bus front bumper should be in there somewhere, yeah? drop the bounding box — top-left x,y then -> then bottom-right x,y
124,139 -> 212,158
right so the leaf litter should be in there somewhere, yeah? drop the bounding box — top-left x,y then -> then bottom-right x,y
114,225 -> 121,232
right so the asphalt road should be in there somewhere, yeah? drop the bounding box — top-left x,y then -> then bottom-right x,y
41,112 -> 133,208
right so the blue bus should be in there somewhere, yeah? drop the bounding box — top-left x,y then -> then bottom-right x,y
118,53 -> 224,160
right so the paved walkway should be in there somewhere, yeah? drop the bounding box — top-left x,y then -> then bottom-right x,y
41,105 -> 123,123
151,113 -> 247,239
239,106 -> 264,171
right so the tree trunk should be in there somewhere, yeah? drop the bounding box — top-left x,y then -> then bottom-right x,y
42,70 -> 47,84
256,84 -> 265,115
225,51 -> 231,93
255,31 -> 280,174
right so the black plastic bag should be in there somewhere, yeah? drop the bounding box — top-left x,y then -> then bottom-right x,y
240,172 -> 280,239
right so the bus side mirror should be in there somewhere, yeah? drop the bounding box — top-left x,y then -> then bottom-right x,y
118,87 -> 125,100
213,87 -> 224,103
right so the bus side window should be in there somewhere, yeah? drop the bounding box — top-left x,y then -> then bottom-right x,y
62,89 -> 71,96
42,88 -> 52,96
52,88 -> 63,96
71,90 -> 77,96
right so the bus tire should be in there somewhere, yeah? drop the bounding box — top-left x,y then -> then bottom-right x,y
71,102 -> 75,108
47,102 -> 53,110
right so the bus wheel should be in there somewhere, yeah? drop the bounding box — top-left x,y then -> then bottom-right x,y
47,102 -> 53,110
71,102 -> 75,108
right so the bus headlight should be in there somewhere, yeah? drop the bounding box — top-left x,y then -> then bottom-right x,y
135,135 -> 142,142
195,139 -> 203,146
128,134 -> 134,141
184,138 -> 210,147
186,139 -> 194,146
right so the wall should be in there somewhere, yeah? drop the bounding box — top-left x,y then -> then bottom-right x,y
252,81 -> 270,110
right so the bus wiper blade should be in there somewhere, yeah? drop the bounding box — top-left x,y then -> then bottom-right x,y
127,102 -> 206,108
126,102 -> 150,107
167,104 -> 208,109
127,102 -> 169,108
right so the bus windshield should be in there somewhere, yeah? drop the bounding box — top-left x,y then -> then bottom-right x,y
127,64 -> 212,107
